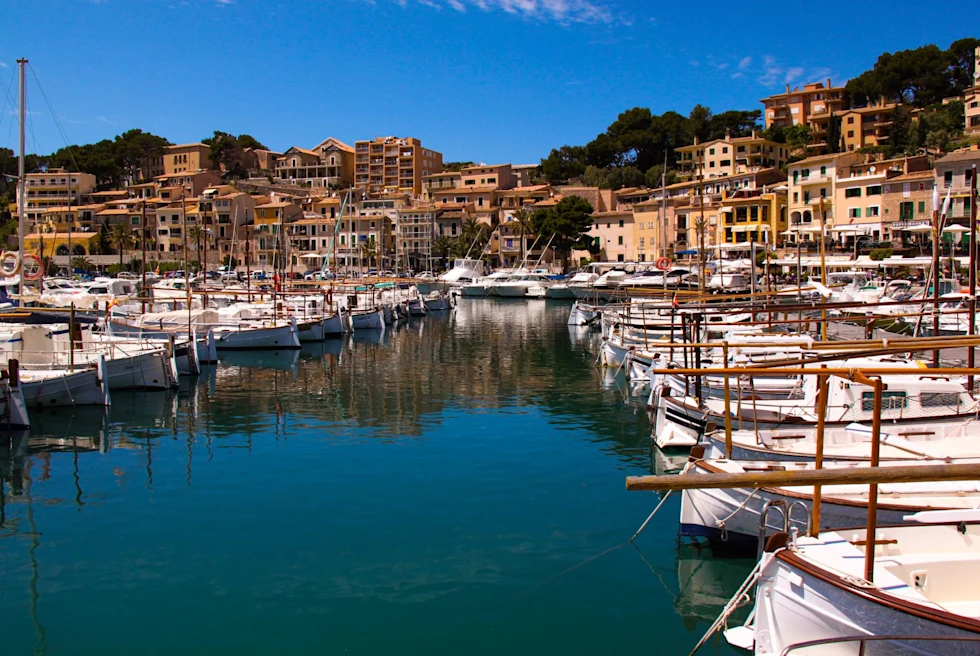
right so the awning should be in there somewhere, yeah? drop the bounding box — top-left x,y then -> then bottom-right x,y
719,206 -> 733,213
905,225 -> 933,233
675,248 -> 698,255
300,253 -> 326,259
829,225 -> 866,234
731,226 -> 747,233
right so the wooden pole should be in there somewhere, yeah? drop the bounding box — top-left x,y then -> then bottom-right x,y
933,203 -> 941,365
969,164 -> 978,392
722,342 -> 732,458
648,366 -> 980,376
624,462 -> 980,492
810,372 -> 829,537
865,377 -> 883,583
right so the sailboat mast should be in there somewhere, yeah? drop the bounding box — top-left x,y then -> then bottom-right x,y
17,59 -> 27,299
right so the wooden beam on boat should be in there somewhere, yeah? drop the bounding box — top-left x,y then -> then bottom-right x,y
625,462 -> 980,492
649,366 -> 980,376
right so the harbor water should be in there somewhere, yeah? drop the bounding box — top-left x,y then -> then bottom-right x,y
0,300 -> 747,655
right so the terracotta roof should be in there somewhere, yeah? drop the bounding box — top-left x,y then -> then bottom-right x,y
255,202 -> 297,209
423,172 -> 461,179
433,185 -> 497,194
283,146 -> 319,157
96,208 -> 132,215
460,163 -> 509,172
888,171 -> 935,182
88,190 -> 130,197
168,143 -> 209,150
936,149 -> 980,164
498,184 -> 551,194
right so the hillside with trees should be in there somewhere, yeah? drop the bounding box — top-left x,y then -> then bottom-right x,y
540,37 -> 980,187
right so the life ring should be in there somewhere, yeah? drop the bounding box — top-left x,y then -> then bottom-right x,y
22,254 -> 43,281
0,251 -> 21,277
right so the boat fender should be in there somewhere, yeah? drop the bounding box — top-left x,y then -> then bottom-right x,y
705,421 -> 718,433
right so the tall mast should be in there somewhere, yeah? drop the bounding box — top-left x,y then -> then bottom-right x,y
17,59 -> 27,299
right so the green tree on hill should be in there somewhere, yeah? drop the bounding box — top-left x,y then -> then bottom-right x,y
530,195 -> 594,273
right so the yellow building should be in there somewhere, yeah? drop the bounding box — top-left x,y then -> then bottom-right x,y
252,201 -> 303,269
22,168 -> 96,226
165,143 -> 213,175
718,190 -> 788,246
24,231 -> 100,257
837,103 -> 902,152
354,136 -> 443,195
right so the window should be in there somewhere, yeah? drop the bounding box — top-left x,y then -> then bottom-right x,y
618,219 -> 624,228
848,207 -> 862,218
921,392 -> 962,408
918,201 -> 926,214
617,236 -> 624,245
845,188 -> 862,198
793,171 -> 799,183
793,192 -> 799,203
722,147 -> 728,154
804,191 -> 810,203
847,130 -> 855,138
862,390 -> 908,412
802,169 -> 810,179
820,166 -> 827,176
709,148 -> 715,155
720,159 -> 731,167
866,185 -> 882,196
944,171 -> 953,188
847,116 -> 855,125
867,206 -> 880,217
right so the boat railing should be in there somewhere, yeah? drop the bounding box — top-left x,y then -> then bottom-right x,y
779,634 -> 980,654
4,349 -> 100,371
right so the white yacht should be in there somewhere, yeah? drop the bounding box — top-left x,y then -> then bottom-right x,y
460,270 -> 516,297
493,273 -> 554,298
547,270 -> 599,299
418,258 -> 487,294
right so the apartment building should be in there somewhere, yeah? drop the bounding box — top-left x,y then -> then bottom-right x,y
459,163 -> 516,190
761,80 -> 845,153
632,197 -> 692,260
22,169 -> 96,226
717,189 -> 788,246
587,210 -> 635,262
881,171 -> 936,246
165,143 -> 213,175
832,155 -> 930,243
274,138 -> 355,188
837,103 -> 902,152
935,148 -> 980,224
676,132 -> 788,180
154,170 -> 222,197
965,46 -> 980,136
424,171 -> 462,195
354,136 -> 443,195
251,201 -> 303,269
786,153 -> 863,234
395,206 -> 440,270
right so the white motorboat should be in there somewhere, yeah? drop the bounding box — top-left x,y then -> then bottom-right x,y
567,301 -> 600,326
727,520 -> 980,654
548,271 -> 599,299
0,374 -> 29,430
493,273 -> 554,298
418,258 -> 487,294
460,270 -> 515,297
571,269 -> 628,300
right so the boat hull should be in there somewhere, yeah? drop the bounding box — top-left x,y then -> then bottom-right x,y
21,365 -> 111,407
214,322 -> 300,350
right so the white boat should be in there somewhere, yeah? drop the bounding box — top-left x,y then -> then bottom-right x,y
322,311 -> 348,336
567,301 -> 600,326
654,358 -> 979,448
728,520 -> 980,654
350,308 -> 385,331
0,375 -> 29,429
407,297 -> 426,317
571,269 -> 628,300
418,258 -> 487,294
493,273 -> 554,298
423,291 -> 453,311
526,285 -> 548,299
548,271 -> 598,299
679,454 -> 980,544
460,270 -> 515,297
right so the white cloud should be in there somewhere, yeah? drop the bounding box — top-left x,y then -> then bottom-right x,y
730,71 -> 744,79
738,56 -> 751,70
753,55 -> 838,88
389,0 -> 614,23
0,62 -> 8,69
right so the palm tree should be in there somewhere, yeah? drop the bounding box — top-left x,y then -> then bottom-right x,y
431,236 -> 454,271
188,225 -> 203,265
361,239 -> 378,272
108,223 -> 135,268
512,208 -> 535,264
71,255 -> 95,273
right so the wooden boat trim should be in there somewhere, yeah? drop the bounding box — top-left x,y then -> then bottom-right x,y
693,460 -> 960,512
775,548 -> 980,634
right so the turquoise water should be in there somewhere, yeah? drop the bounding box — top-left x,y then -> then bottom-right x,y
0,300 -> 748,655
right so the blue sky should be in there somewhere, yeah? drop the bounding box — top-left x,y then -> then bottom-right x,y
0,1 -> 974,165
